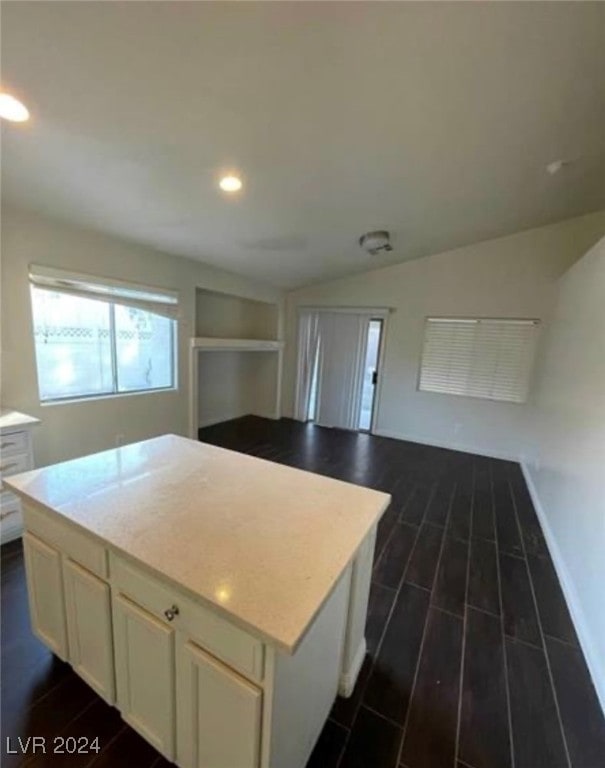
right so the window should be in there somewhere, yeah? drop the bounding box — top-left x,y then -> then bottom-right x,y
418,317 -> 539,404
29,266 -> 178,402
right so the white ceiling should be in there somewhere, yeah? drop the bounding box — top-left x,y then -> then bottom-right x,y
2,2 -> 604,289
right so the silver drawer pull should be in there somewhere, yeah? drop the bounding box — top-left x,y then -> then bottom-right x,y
164,605 -> 180,622
1,442 -> 16,449
0,509 -> 18,521
0,462 -> 17,472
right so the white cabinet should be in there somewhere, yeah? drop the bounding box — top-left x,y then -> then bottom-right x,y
0,411 -> 39,544
113,593 -> 176,760
23,532 -> 68,660
178,640 -> 262,768
63,558 -> 115,703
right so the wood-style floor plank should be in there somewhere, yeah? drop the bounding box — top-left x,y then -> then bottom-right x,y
491,466 -> 523,558
527,554 -> 577,645
424,478 -> 454,527
447,479 -> 473,541
545,637 -> 605,768
472,459 -> 495,541
400,484 -> 434,526
507,466 -> 548,557
373,523 -> 417,590
431,536 -> 469,617
404,524 -> 444,590
400,608 -> 464,768
364,583 -> 430,725
458,608 -> 511,768
85,725 -> 160,768
499,553 -> 541,646
366,582 -> 397,658
339,706 -> 402,768
25,697 -> 123,768
467,538 -> 500,616
1,674 -> 97,768
506,638 -> 568,768
306,718 -> 348,768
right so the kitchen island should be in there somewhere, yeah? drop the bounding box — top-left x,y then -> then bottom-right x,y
5,434 -> 390,768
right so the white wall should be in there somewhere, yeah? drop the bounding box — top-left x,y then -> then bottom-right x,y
196,351 -> 278,428
523,234 -> 605,711
283,211 -> 605,459
0,206 -> 281,466
195,289 -> 278,340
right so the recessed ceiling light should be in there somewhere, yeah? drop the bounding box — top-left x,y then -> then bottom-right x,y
0,93 -> 30,122
546,159 -> 567,175
219,175 -> 243,193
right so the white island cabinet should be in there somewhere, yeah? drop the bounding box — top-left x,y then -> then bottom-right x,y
6,435 -> 389,768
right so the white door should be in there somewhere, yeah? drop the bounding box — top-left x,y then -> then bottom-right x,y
23,532 -> 68,660
178,640 -> 262,768
63,558 -> 115,703
113,594 -> 175,760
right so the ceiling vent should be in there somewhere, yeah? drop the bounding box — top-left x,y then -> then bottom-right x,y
359,230 -> 392,256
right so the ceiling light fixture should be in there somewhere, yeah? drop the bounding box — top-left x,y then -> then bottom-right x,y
0,93 -> 30,122
219,175 -> 243,193
546,159 -> 567,175
359,230 -> 393,256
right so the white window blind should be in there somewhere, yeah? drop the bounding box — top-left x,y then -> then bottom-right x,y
418,318 -> 539,404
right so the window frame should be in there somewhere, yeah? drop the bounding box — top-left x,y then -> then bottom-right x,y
30,285 -> 179,405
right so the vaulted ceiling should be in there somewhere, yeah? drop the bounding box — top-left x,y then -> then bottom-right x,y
2,2 -> 604,288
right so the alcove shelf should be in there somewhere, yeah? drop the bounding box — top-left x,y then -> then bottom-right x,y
191,288 -> 284,437
191,337 -> 284,352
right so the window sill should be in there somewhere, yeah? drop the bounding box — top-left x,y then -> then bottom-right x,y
40,387 -> 178,407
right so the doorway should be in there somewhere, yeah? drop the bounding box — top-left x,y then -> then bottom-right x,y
303,314 -> 384,433
358,319 -> 383,431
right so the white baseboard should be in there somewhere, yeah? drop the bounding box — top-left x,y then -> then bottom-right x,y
521,462 -> 605,716
373,427 -> 518,462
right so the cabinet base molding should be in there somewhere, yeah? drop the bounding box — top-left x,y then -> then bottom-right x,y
338,637 -> 366,698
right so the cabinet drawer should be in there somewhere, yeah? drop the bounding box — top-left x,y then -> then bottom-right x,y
0,452 -> 31,487
111,554 -> 264,682
23,503 -> 107,579
1,430 -> 29,457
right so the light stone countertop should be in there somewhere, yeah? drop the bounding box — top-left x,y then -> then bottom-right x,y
0,408 -> 40,433
5,434 -> 390,653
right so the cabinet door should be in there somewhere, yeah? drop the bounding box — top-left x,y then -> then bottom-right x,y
64,558 -> 114,703
113,594 -> 175,760
178,640 -> 262,768
23,532 -> 68,660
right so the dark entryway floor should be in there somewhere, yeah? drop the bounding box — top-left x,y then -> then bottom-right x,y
2,416 -> 604,768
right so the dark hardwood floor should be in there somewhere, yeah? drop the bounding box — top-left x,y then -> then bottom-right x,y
2,416 -> 604,768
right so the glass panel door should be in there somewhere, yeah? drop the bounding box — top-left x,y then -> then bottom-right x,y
358,319 -> 383,431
